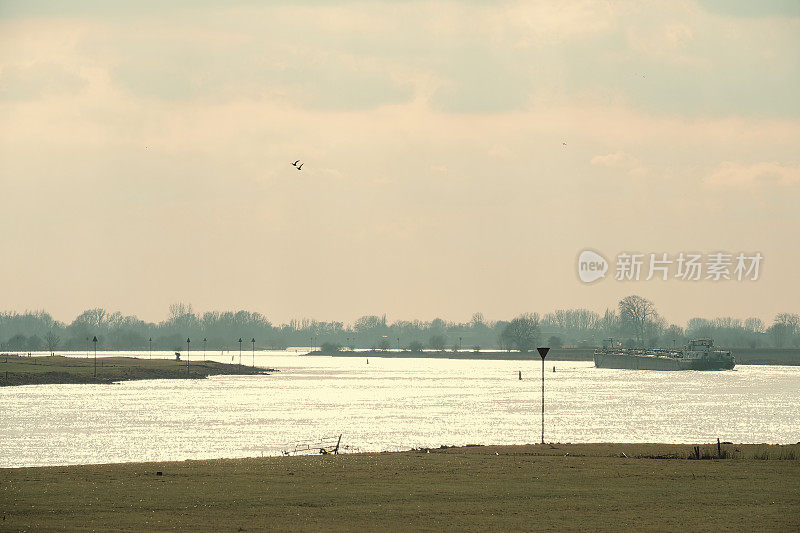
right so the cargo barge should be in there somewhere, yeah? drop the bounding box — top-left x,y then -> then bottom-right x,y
594,338 -> 735,371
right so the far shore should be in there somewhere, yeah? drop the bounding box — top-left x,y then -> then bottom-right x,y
307,348 -> 595,360
0,354 -> 273,386
306,347 -> 800,365
2,442 -> 798,531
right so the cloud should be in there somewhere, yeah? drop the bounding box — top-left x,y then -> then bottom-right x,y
705,161 -> 800,188
487,144 -> 511,158
590,151 -> 647,175
1,0 -> 800,326
696,0 -> 800,18
4,1 -> 796,118
0,63 -> 86,100
499,1 -> 618,45
591,151 -> 636,167
625,21 -> 703,69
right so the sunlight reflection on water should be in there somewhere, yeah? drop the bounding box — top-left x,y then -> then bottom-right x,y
2,352 -> 798,467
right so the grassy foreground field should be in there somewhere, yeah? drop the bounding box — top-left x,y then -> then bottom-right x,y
2,443 -> 798,531
0,354 -> 270,386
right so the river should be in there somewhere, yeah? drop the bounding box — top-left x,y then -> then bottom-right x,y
1,351 -> 798,467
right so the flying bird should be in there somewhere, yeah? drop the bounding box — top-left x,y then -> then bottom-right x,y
297,163 -> 303,171
292,160 -> 300,167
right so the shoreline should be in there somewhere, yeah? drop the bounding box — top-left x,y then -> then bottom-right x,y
306,348 -> 590,361
306,347 -> 800,365
5,441 -> 799,469
0,354 -> 273,386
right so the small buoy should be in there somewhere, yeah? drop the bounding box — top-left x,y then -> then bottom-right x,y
156,471 -> 162,476
553,366 -> 556,372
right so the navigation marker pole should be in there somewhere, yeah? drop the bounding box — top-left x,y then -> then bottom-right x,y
239,338 -> 243,366
186,338 -> 190,376
537,347 -> 550,444
92,336 -> 98,378
251,338 -> 255,367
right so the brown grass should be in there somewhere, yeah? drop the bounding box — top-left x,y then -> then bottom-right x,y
0,354 -> 270,386
2,443 -> 798,531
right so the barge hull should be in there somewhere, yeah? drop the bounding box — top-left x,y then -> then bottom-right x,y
594,353 -> 735,371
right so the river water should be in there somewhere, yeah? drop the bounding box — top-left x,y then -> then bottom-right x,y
1,351 -> 798,467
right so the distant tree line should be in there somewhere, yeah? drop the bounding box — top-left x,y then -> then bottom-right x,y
1,297 -> 798,353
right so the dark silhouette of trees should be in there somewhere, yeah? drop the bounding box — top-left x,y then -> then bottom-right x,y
27,335 -> 42,351
428,335 -> 447,351
320,342 -> 341,354
4,334 -> 28,350
408,340 -> 424,352
500,313 -> 540,353
664,324 -> 685,347
0,301 -> 794,352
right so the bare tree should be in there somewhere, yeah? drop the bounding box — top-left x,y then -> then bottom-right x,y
774,313 -> 800,333
618,295 -> 659,348
45,331 -> 60,354
770,313 -> 800,347
743,317 -> 765,333
168,302 -> 193,322
470,312 -> 485,328
74,308 -> 107,329
598,309 -> 620,338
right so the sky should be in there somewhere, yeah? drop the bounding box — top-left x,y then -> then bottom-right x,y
1,0 -> 798,327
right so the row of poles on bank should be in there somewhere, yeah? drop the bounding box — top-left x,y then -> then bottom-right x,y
88,336 -> 258,378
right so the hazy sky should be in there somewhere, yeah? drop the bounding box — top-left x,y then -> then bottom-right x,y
1,1 -> 798,327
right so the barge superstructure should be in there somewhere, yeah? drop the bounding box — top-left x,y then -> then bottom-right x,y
594,339 -> 735,370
